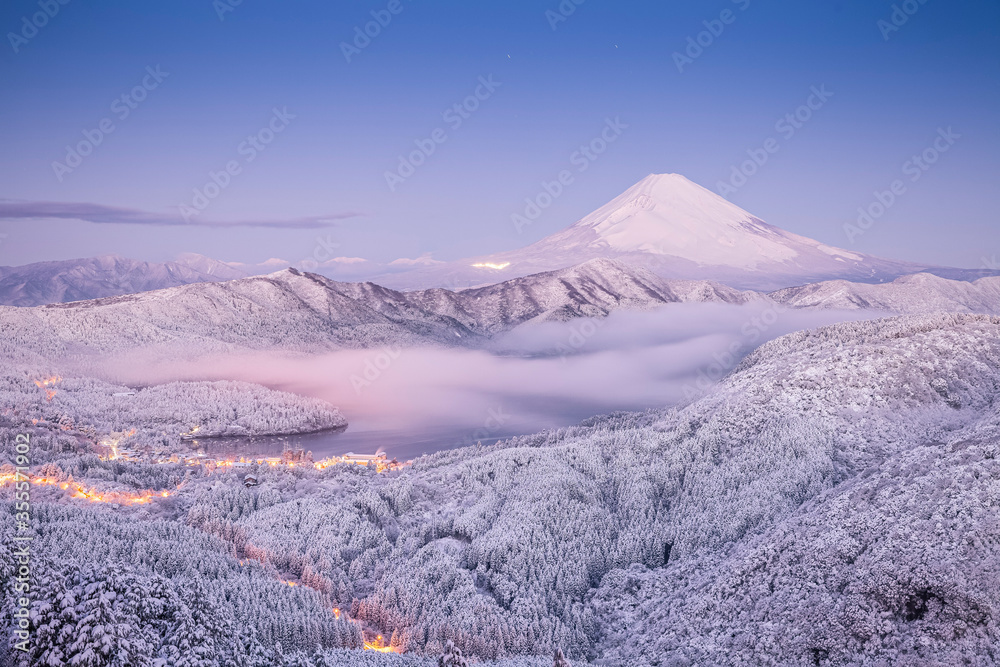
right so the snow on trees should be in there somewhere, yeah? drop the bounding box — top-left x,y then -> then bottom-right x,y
3,313 -> 1000,666
438,640 -> 469,667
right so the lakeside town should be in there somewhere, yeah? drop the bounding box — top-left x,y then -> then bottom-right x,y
2,402 -> 416,654
105,428 -> 410,478
23,377 -> 409,477
3,380 -> 411,509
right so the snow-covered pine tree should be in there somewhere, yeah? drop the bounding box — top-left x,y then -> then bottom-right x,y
67,567 -> 153,667
389,628 -> 404,653
239,626 -> 274,667
153,577 -> 231,667
554,648 -> 571,667
439,640 -> 469,667
25,565 -> 77,667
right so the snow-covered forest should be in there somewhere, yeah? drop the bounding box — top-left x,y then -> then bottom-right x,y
3,312 -> 999,665
16,261 -> 998,366
0,373 -> 346,450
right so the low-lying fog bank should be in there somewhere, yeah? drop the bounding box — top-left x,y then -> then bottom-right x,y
84,303 -> 883,456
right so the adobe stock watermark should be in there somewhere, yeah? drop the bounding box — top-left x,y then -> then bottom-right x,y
51,66 -> 169,183
297,233 -> 341,273
7,0 -> 71,54
454,406 -> 509,448
440,273 -> 479,292
178,107 -> 295,221
716,85 -> 833,197
546,0 -> 586,31
11,433 -> 34,655
672,0 -> 751,73
682,303 -> 788,401
351,346 -> 403,394
843,126 -> 959,244
878,0 -> 932,41
340,0 -> 413,64
384,75 -> 501,192
213,0 -> 243,21
512,117 -> 628,233
555,317 -> 606,362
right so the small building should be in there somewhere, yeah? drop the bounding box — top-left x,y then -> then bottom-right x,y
343,452 -> 387,466
243,474 -> 259,488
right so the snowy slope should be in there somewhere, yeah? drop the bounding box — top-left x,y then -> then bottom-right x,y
771,271 -> 1000,314
294,313 -> 1000,663
9,312 -> 987,665
0,260 -> 762,358
6,306 -> 1000,665
591,312 -> 1000,665
336,258 -> 761,335
0,254 -> 247,306
373,173 -> 937,291
0,268 -> 478,360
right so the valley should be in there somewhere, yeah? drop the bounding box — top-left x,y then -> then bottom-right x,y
4,5 -> 996,665
4,210 -> 1000,666
5,312 -> 999,665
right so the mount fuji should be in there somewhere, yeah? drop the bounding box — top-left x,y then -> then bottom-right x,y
4,174 -> 990,306
374,174 -> 942,291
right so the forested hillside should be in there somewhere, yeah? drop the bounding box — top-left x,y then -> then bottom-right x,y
3,313 -> 998,665
0,374 -> 346,449
772,272 -> 1000,314
0,260 -> 763,362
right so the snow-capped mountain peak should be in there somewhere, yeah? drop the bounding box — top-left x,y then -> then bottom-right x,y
372,173 -> 932,291
519,172 -> 883,273
554,173 -> 806,265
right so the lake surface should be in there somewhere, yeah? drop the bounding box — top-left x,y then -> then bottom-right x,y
193,416 -> 582,462
158,304 -> 879,463
190,391 -> 629,461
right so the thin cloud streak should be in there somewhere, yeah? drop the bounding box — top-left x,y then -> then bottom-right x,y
0,200 -> 361,228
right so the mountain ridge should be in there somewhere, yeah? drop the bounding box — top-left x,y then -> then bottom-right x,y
0,259 -> 766,361
771,271 -> 1000,313
371,173 -> 943,291
0,253 -> 247,306
4,174 -> 996,306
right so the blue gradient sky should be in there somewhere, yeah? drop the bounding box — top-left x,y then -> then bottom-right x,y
1,0 -> 997,269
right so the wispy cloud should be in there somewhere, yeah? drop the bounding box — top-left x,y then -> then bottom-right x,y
90,304 -> 884,448
0,200 -> 360,228
389,253 -> 444,267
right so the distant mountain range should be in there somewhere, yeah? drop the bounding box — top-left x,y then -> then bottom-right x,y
771,271 -> 1000,313
370,173 -> 984,291
0,259 -> 767,360
2,173 -> 996,308
4,255 -> 1000,369
0,253 -> 246,307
